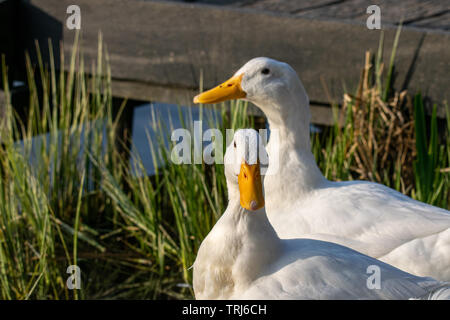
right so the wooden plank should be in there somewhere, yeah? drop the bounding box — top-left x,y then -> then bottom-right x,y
310,104 -> 336,126
194,0 -> 450,30
21,0 -> 449,119
111,78 -> 262,117
234,0 -> 339,14
411,10 -> 450,30
292,0 -> 450,28
112,78 -> 335,125
111,78 -> 264,117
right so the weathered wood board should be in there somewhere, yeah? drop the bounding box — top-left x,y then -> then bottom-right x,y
189,0 -> 450,30
14,0 -> 450,120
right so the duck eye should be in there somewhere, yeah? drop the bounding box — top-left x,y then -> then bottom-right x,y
234,141 -> 236,148
261,68 -> 270,75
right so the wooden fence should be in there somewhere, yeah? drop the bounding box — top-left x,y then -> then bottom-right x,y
1,0 -> 449,126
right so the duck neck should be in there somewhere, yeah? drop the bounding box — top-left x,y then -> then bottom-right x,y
195,182 -> 281,299
256,89 -> 326,202
224,197 -> 282,286
214,180 -> 280,280
266,98 -> 311,151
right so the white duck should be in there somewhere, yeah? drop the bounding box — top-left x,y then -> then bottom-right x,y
193,129 -> 450,299
194,57 -> 450,281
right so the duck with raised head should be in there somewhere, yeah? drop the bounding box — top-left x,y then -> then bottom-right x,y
193,58 -> 450,281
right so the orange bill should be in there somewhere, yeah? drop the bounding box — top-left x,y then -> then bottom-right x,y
193,74 -> 246,104
238,161 -> 265,211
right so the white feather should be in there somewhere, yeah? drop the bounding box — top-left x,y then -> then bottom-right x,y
231,57 -> 450,281
193,130 -> 450,300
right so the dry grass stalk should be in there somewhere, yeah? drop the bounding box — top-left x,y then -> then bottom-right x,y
343,51 -> 416,191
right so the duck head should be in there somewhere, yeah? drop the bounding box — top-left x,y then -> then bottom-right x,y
193,57 -> 309,128
224,129 -> 266,211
